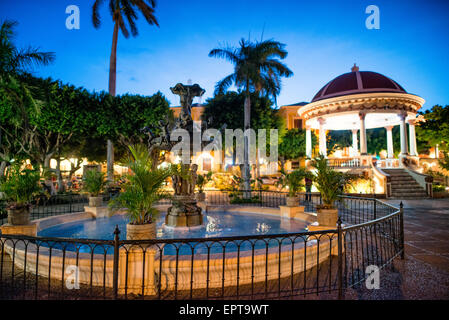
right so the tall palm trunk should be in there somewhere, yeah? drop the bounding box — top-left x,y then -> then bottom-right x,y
106,21 -> 119,182
243,92 -> 251,193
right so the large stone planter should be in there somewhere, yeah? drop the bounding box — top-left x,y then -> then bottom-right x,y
286,196 -> 298,207
7,207 -> 30,225
126,222 -> 157,240
196,192 -> 206,202
317,207 -> 338,227
88,196 -> 103,207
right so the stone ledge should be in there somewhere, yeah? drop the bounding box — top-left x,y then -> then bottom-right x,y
84,206 -> 114,218
279,206 -> 305,219
0,223 -> 37,237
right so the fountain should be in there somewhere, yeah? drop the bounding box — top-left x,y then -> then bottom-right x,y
143,83 -> 206,227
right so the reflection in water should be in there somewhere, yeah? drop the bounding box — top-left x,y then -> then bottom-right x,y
40,211 -> 307,240
256,223 -> 270,234
38,211 -> 308,254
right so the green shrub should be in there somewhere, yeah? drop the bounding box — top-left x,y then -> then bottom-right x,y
196,171 -> 212,193
0,165 -> 41,209
310,155 -> 353,209
83,170 -> 107,197
277,168 -> 309,197
109,145 -> 173,225
433,184 -> 446,192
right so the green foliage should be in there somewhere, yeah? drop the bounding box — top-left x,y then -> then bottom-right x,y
417,105 -> 449,152
0,20 -> 55,77
196,171 -> 212,193
433,184 -> 446,192
229,192 -> 261,204
0,164 -> 41,209
96,92 -> 170,143
310,155 -> 353,208
277,168 -> 308,197
328,128 -> 401,156
109,145 -> 173,225
439,153 -> 449,171
203,91 -> 283,133
278,129 -> 315,166
209,38 -> 293,102
83,170 -> 107,197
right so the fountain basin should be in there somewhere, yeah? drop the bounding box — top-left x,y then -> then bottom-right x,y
1,206 -> 338,295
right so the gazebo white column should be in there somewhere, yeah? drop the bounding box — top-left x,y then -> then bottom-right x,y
305,125 -> 312,158
318,117 -> 327,157
351,129 -> 358,157
359,112 -> 367,155
399,112 -> 409,156
385,126 -> 394,158
408,119 -> 418,156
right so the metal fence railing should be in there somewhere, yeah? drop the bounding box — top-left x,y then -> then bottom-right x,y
0,194 -> 89,225
0,192 -> 403,300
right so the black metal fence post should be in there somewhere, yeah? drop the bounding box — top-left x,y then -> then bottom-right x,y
112,225 -> 120,299
337,217 -> 344,300
399,201 -> 405,259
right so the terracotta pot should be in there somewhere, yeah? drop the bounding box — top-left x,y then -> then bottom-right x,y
88,196 -> 103,207
317,207 -> 339,227
286,196 -> 298,207
7,207 -> 30,225
196,192 -> 206,202
126,222 -> 157,240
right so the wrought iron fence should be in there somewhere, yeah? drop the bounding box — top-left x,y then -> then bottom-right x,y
0,194 -> 89,225
0,193 -> 403,300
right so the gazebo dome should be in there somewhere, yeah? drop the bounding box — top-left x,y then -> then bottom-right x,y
311,64 -> 407,102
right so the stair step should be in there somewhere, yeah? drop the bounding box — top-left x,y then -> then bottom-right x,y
391,192 -> 427,197
391,186 -> 424,191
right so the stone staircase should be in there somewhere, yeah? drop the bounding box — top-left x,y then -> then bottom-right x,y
383,169 -> 428,199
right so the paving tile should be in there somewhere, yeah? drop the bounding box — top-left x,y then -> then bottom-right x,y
411,254 -> 449,273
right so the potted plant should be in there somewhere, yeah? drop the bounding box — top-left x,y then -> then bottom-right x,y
195,171 -> 212,201
310,155 -> 352,227
278,168 -> 307,207
83,169 -> 107,207
109,145 -> 173,240
0,165 -> 41,225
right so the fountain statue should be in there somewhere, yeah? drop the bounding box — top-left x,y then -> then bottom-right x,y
142,83 -> 207,227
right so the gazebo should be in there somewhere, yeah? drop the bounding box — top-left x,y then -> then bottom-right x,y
299,65 -> 432,198
300,64 -> 425,165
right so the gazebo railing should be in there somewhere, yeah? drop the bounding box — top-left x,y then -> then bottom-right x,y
327,158 -> 361,168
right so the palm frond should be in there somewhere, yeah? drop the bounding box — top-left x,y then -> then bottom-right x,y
214,73 -> 235,95
92,0 -> 105,28
15,47 -> 55,70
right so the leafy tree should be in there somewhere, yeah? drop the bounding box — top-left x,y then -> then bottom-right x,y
417,105 -> 449,153
0,20 -> 54,175
209,38 -> 293,191
96,91 -> 170,148
92,0 -> 160,181
202,91 -> 283,176
328,127 -> 401,156
202,91 -> 282,132
23,77 -> 98,169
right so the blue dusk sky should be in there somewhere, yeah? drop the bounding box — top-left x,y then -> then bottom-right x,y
1,0 -> 448,110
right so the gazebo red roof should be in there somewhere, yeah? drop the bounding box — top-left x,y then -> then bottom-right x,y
311,65 -> 407,102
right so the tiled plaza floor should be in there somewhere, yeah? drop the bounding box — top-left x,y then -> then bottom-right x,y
342,199 -> 449,299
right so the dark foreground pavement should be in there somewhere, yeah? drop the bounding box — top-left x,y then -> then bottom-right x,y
329,199 -> 449,299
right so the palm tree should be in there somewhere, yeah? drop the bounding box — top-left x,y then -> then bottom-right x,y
0,20 -> 55,78
91,0 -> 159,182
209,39 -> 293,191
